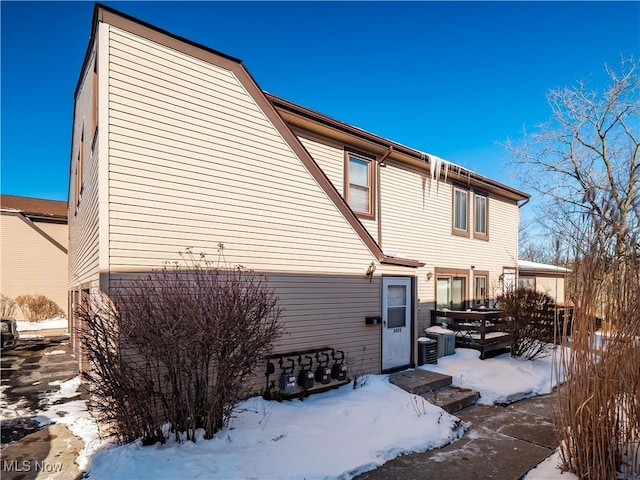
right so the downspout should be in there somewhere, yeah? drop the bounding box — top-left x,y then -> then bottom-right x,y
377,146 -> 393,247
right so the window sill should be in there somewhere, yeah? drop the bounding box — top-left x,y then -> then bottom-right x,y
451,228 -> 470,238
355,211 -> 375,221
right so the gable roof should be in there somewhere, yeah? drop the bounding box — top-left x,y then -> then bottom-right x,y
0,194 -> 67,220
268,94 -> 530,203
88,4 -> 422,269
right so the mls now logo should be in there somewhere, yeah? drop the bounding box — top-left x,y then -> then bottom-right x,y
2,460 -> 63,473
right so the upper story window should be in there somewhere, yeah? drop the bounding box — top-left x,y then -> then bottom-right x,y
92,54 -> 98,142
75,128 -> 85,211
474,192 -> 489,241
344,150 -> 375,218
452,187 -> 469,237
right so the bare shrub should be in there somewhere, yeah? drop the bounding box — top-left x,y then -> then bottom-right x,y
76,293 -> 163,444
15,294 -> 64,321
497,287 -> 555,359
78,249 -> 284,444
0,294 -> 17,317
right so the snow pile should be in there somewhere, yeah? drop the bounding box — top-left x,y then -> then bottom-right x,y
87,376 -> 464,479
8,346 -> 574,479
17,316 -> 67,331
524,450 -> 578,480
420,347 -> 565,405
37,377 -> 101,470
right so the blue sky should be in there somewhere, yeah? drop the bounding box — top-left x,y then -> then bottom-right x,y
1,1 -> 638,202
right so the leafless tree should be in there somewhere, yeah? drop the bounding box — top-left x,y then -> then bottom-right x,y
507,56 -> 639,316
507,57 -> 640,478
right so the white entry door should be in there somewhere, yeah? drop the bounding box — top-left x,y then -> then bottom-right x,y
382,277 -> 412,371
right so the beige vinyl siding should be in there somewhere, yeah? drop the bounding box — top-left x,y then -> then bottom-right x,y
37,222 -> 68,248
295,129 -> 345,195
535,276 -> 566,304
295,130 -> 379,241
106,26 -> 379,274
285,133 -> 521,334
109,270 -> 383,393
103,25 -> 404,373
69,42 -> 100,291
0,214 -> 68,320
380,160 -> 518,332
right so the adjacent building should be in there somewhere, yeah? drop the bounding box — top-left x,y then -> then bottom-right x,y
1,194 -> 68,321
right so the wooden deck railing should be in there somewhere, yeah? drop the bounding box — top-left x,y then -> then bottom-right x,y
430,309 -> 511,359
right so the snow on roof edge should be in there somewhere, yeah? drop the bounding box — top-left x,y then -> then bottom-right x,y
518,259 -> 571,273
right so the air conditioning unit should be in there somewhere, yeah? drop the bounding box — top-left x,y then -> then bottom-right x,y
424,327 -> 456,357
418,337 -> 438,365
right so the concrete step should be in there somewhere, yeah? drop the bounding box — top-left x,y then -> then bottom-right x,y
388,369 -> 452,395
420,386 -> 480,413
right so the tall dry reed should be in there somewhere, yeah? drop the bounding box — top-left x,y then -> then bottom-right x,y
556,232 -> 639,479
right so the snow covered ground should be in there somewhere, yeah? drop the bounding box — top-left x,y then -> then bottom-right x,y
16,316 -> 68,332
5,346 -> 574,479
16,316 -> 68,339
419,347 -> 566,405
524,450 -> 578,480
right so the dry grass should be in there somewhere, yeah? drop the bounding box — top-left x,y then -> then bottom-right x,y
0,294 -> 17,317
555,246 -> 639,479
15,294 -> 65,321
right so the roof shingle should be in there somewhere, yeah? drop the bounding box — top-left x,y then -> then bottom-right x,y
1,194 -> 67,218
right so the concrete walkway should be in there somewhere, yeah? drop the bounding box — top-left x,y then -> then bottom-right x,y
1,424 -> 84,480
1,333 -> 85,479
356,392 -> 559,480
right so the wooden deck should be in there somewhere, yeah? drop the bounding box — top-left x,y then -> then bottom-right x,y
430,309 -> 511,359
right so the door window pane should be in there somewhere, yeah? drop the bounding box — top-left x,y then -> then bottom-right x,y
387,285 -> 407,328
388,285 -> 406,307
387,307 -> 406,328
